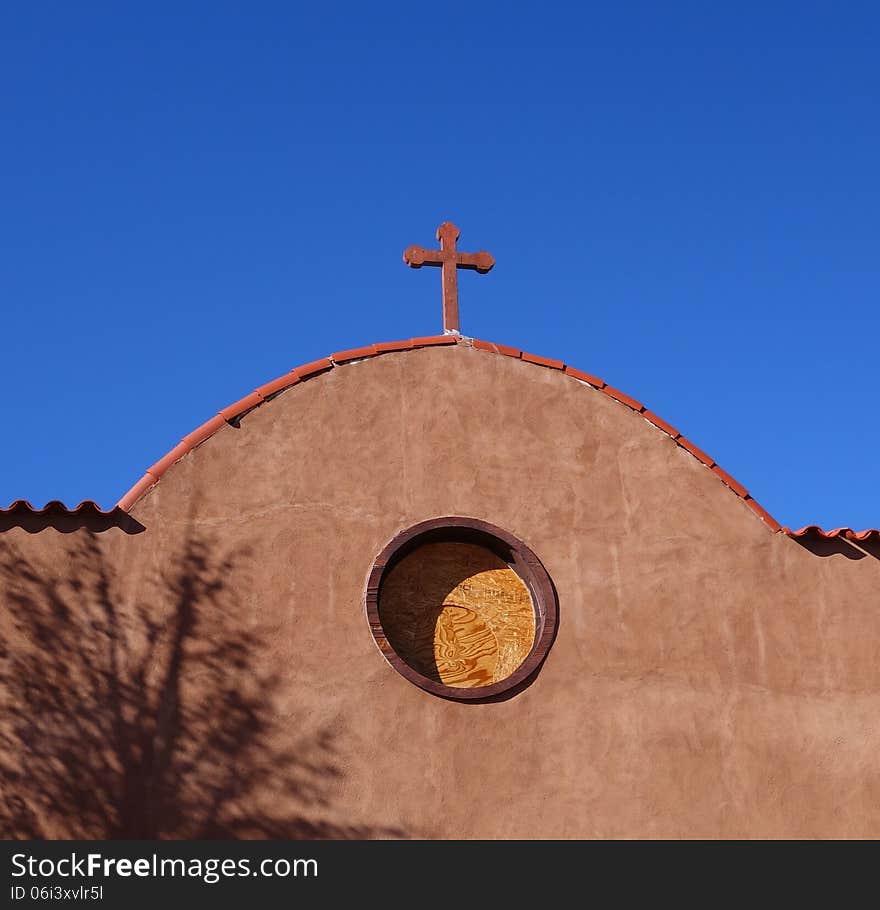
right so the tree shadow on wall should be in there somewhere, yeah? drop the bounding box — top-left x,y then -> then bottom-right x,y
0,533 -> 404,839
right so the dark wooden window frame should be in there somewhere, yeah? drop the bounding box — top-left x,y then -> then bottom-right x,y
365,517 -> 558,701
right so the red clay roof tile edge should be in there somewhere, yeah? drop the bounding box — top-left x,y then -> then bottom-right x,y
293,358 -> 334,380
471,339 -> 522,358
108,335 -> 840,538
255,373 -> 300,400
180,414 -> 227,450
219,391 -> 264,422
113,338 -> 460,508
784,525 -> 880,541
564,366 -> 606,388
331,345 -> 379,363
746,497 -> 783,533
711,465 -> 750,499
847,529 -> 880,541
374,339 -> 415,353
521,351 -> 565,370
410,334 -> 458,347
0,499 -> 128,516
147,442 -> 194,478
677,436 -> 715,467
602,384 -> 644,412
116,474 -> 158,512
641,410 -> 680,439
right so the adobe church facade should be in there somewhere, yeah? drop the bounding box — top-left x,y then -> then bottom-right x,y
1,225 -> 878,839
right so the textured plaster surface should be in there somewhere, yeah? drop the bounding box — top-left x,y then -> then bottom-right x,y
3,344 -> 879,837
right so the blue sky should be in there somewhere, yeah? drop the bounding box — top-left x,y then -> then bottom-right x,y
1,3 -> 878,529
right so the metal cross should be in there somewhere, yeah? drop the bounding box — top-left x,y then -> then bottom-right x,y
403,222 -> 495,334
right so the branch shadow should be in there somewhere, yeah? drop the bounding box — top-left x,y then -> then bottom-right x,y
0,532 -> 405,839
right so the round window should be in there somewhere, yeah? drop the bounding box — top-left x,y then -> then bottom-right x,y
365,518 -> 557,700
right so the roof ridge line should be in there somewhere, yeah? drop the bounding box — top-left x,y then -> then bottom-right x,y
105,334 -> 873,542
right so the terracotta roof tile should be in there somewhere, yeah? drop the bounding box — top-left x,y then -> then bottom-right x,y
147,441 -> 194,478
746,497 -> 783,533
471,338 -> 522,358
786,525 -> 845,538
642,410 -> 680,439
521,352 -> 565,370
0,498 -> 144,534
180,413 -> 227,448
847,529 -> 880,542
677,436 -> 715,467
256,372 -> 300,400
564,366 -> 606,388
0,499 -> 126,516
219,391 -> 264,423
602,385 -> 644,412
117,474 -> 158,512
711,465 -> 749,499
293,358 -> 333,380
374,339 -> 415,353
332,345 -> 378,363
409,334 -> 459,348
785,525 -> 880,543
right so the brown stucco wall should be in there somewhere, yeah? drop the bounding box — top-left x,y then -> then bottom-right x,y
2,343 -> 879,838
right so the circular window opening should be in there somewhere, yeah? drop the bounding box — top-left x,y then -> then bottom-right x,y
365,518 -> 558,700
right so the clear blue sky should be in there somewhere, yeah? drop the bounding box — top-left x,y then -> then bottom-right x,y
2,3 -> 878,529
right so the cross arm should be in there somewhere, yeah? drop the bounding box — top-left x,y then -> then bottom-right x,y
402,246 -> 495,273
403,245 -> 443,268
455,250 -> 495,274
